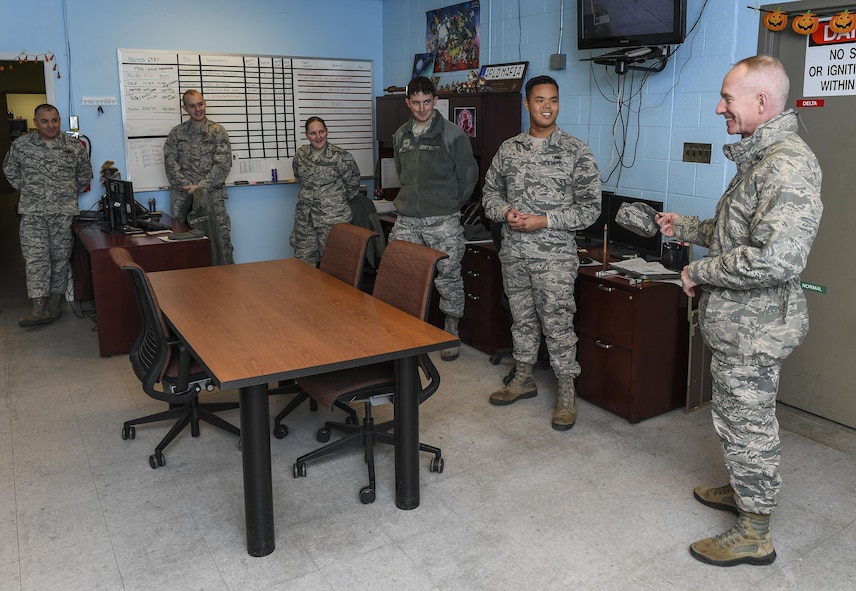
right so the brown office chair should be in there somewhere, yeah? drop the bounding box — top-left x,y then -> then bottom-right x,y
271,223 -> 378,439
292,239 -> 448,504
109,247 -> 240,469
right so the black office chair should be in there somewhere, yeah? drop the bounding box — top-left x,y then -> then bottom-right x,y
292,239 -> 448,504
109,247 -> 240,469
270,223 -> 378,439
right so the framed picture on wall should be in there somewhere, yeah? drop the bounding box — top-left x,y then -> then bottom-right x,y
412,53 -> 435,78
454,107 -> 476,138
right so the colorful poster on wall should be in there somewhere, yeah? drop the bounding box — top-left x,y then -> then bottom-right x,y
426,1 -> 480,73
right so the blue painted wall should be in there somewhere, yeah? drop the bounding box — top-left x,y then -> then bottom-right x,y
1,0 -> 384,263
381,0 -> 798,228
3,0 -> 804,261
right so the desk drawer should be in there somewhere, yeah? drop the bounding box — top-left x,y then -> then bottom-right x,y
577,333 -> 633,418
577,278 -> 636,350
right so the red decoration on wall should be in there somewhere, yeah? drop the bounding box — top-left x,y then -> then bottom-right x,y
6,50 -> 60,79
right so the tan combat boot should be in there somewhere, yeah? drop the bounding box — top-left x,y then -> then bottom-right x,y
690,511 -> 776,566
552,378 -> 576,430
47,293 -> 64,321
694,484 -> 739,516
440,316 -> 460,361
489,362 -> 536,405
18,297 -> 52,327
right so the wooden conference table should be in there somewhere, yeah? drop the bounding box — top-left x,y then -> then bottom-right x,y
147,258 -> 457,557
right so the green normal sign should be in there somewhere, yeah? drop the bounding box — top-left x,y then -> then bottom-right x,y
801,281 -> 826,294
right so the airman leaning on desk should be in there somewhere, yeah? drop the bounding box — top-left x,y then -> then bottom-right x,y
163,89 -> 235,264
482,75 -> 601,431
3,103 -> 93,327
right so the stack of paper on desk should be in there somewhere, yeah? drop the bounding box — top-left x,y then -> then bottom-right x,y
609,258 -> 680,280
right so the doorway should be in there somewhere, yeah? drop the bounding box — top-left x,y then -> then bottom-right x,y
1,59 -> 49,191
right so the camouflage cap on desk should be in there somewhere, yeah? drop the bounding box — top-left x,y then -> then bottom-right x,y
615,201 -> 660,237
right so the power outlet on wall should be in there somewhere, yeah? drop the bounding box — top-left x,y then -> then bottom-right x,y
683,142 -> 712,164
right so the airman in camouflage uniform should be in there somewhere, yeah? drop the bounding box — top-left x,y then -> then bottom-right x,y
390,77 -> 479,361
290,116 -> 360,266
3,104 -> 92,327
657,56 -> 823,567
163,90 -> 234,264
482,75 -> 601,431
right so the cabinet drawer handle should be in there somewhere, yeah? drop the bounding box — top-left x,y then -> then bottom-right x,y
595,340 -> 613,349
466,270 -> 481,278
597,284 -> 615,293
467,294 -> 480,301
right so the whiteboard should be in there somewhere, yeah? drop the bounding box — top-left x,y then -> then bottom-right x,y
118,49 -> 374,191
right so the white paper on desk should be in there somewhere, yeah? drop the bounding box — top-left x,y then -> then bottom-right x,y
609,258 -> 680,279
373,199 -> 397,214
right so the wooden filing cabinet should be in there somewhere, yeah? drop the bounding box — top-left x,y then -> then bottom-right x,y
458,242 -> 511,355
575,267 -> 689,423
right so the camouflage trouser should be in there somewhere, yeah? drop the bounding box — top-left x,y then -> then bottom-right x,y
710,355 -> 782,515
212,198 -> 234,265
171,191 -> 234,265
389,214 -> 464,319
19,213 -> 75,299
500,254 -> 580,380
290,211 -> 351,267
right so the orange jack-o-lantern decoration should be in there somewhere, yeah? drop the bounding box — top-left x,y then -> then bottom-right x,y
792,10 -> 819,35
830,10 -> 856,35
763,8 -> 787,32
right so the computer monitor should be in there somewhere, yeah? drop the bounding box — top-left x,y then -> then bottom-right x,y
102,178 -> 140,232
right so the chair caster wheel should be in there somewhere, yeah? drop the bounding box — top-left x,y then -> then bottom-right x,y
489,353 -> 502,365
359,486 -> 376,504
293,462 -> 306,478
316,428 -> 331,443
149,452 -> 165,469
345,415 -> 359,426
430,457 -> 444,473
121,425 -> 135,440
273,424 -> 288,439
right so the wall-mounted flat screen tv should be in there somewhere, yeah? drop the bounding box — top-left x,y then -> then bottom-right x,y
578,0 -> 687,50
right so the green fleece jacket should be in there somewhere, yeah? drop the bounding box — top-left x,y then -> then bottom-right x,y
392,110 -> 478,217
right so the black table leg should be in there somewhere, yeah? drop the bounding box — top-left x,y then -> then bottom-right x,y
240,383 -> 275,556
394,355 -> 420,509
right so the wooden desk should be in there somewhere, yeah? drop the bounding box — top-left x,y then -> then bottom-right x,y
72,218 -> 211,357
575,266 -> 689,422
147,259 -> 457,557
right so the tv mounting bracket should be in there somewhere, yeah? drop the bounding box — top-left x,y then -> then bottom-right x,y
582,46 -> 673,75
